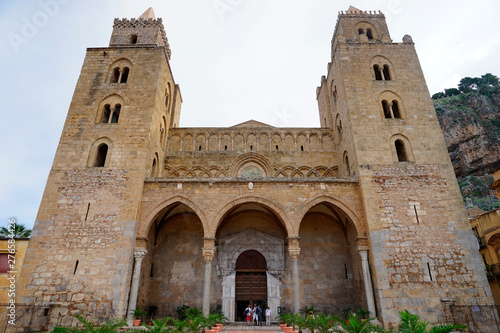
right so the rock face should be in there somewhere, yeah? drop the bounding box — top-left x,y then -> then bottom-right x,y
434,90 -> 500,210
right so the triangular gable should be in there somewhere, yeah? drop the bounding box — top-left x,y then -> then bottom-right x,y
230,119 -> 275,128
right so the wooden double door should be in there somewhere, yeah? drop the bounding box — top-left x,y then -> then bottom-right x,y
235,250 -> 268,321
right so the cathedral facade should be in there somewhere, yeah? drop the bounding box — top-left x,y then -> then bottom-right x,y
16,6 -> 497,331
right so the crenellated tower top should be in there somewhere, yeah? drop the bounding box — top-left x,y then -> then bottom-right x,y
109,7 -> 172,59
331,6 -> 392,58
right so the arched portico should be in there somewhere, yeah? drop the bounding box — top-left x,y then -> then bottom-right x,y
132,201 -> 207,318
214,201 -> 288,322
294,194 -> 365,237
211,195 -> 292,237
296,196 -> 375,317
138,196 -> 209,239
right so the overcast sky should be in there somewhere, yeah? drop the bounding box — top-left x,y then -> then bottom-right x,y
1,0 -> 499,230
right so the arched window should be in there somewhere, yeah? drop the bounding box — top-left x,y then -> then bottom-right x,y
366,28 -> 373,40
382,100 -> 391,118
383,65 -> 391,80
395,140 -> 407,162
344,154 -> 351,176
131,35 -> 138,44
111,104 -> 121,123
94,144 -> 108,167
391,100 -> 401,118
120,67 -> 129,83
151,158 -> 157,177
160,116 -> 167,147
102,105 -> 111,123
111,68 -> 120,83
165,88 -> 170,113
358,28 -> 364,35
373,65 -> 382,80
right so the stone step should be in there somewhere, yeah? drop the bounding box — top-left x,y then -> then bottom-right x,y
224,324 -> 281,331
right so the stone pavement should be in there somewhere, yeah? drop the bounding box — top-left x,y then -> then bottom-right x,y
224,323 -> 280,332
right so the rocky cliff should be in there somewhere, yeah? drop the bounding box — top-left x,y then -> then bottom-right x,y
434,89 -> 500,211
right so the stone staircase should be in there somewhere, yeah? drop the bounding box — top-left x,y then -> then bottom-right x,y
223,323 -> 281,331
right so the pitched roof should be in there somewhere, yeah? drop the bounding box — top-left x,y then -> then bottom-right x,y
230,120 -> 274,128
139,7 -> 156,20
347,6 -> 362,12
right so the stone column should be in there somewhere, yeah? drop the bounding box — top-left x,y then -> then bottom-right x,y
202,243 -> 216,316
288,237 -> 301,313
359,250 -> 376,317
127,248 -> 147,320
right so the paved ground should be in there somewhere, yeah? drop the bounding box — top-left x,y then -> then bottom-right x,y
224,324 -> 280,332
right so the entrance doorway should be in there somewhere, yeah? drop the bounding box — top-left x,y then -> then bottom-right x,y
235,250 -> 267,321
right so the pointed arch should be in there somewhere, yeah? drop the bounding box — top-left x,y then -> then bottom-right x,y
212,195 -> 291,238
139,196 -> 209,239
295,195 -> 365,239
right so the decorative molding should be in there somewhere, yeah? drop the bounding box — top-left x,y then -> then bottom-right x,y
163,164 -> 338,179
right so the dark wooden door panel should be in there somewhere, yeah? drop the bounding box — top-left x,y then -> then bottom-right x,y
235,272 -> 267,300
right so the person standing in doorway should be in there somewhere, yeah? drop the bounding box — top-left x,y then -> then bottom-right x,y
265,307 -> 271,326
253,305 -> 258,326
245,305 -> 252,326
257,305 -> 263,326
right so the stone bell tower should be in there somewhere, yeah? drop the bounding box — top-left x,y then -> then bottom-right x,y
317,6 -> 494,326
17,8 -> 181,328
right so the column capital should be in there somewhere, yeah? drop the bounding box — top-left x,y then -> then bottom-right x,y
203,247 -> 216,262
133,247 -> 147,260
287,236 -> 300,248
358,249 -> 369,261
289,247 -> 301,261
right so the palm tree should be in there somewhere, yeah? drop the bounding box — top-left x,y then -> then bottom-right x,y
0,223 -> 31,238
332,312 -> 386,333
172,317 -> 188,333
306,313 -> 340,333
58,314 -> 126,332
397,310 -> 467,333
141,318 -> 175,333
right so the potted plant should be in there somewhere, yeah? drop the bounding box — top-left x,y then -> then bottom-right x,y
293,315 -> 307,333
133,307 -> 147,327
185,308 -> 204,333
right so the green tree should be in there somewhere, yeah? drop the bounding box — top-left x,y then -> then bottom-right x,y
458,76 -> 480,93
431,92 -> 445,100
458,73 -> 499,97
0,223 -> 31,238
443,88 -> 461,97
